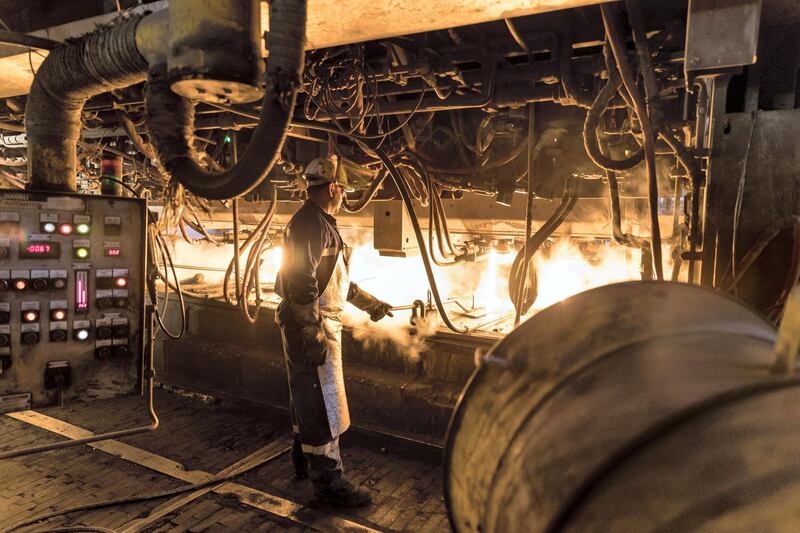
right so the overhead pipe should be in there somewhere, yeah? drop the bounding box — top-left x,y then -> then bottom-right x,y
25,0 -> 307,199
26,15 -> 148,191
145,0 -> 306,199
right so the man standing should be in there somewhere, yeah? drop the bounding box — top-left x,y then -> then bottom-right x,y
275,156 -> 393,507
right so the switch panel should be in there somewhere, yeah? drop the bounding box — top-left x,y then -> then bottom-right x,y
0,189 -> 146,407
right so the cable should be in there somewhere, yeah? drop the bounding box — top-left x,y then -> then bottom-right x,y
508,178 -> 579,315
601,3 -> 663,280
5,447 -> 291,533
374,148 -> 469,334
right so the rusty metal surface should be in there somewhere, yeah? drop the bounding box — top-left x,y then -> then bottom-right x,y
701,108 -> 800,310
685,0 -> 762,75
444,281 -> 777,533
0,0 -> 607,98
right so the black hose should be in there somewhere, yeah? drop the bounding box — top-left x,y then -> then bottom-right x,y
583,71 -> 645,171
508,178 -> 579,315
145,0 -> 307,200
607,170 -> 648,248
375,148 -> 469,334
602,3 -> 664,280
341,169 -> 387,213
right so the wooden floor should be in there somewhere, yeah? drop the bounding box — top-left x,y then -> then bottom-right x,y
0,389 -> 450,532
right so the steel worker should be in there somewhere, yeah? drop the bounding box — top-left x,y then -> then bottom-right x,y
274,155 -> 393,507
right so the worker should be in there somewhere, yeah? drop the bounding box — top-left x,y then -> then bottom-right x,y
274,155 -> 393,507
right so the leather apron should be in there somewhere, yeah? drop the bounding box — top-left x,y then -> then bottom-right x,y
316,251 -> 351,438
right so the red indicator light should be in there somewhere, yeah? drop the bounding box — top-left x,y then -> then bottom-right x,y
105,248 -> 122,257
23,311 -> 38,322
115,277 -> 127,288
14,279 -> 27,291
58,223 -> 73,235
52,309 -> 66,321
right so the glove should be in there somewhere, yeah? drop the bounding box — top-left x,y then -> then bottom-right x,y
300,323 -> 328,367
292,301 -> 328,367
349,286 -> 394,322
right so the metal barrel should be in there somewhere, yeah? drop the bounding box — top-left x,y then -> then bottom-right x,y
444,281 -> 800,532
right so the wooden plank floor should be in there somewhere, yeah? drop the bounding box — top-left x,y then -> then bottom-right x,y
0,389 -> 450,532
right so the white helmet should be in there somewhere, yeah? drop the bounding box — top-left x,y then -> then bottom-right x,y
304,156 -> 339,187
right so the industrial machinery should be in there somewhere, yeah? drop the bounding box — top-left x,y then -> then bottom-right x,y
0,0 -> 798,529
0,189 -> 146,409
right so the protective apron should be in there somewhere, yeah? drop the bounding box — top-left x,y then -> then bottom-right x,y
314,250 -> 351,439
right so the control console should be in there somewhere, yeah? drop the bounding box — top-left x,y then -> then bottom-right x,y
0,189 -> 146,407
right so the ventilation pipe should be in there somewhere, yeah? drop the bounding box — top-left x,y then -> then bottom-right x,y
25,0 -> 306,199
26,15 -> 147,191
145,0 -> 306,199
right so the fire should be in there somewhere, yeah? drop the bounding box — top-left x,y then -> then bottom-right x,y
167,232 -> 645,335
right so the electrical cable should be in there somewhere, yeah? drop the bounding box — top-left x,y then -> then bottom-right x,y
5,447 -> 291,533
508,177 -> 579,315
601,3 -> 664,280
374,148 -> 469,334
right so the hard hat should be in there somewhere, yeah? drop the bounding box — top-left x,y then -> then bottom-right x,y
303,155 -> 352,190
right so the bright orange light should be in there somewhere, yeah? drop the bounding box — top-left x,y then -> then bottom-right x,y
59,223 -> 73,235
115,277 -> 127,288
14,280 -> 27,291
23,311 -> 37,322
52,310 -> 66,321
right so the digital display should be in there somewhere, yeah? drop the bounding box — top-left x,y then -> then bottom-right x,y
19,241 -> 61,259
75,270 -> 89,313
105,247 -> 121,257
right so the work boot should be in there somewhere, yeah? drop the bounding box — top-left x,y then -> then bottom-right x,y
291,436 -> 309,480
316,478 -> 373,508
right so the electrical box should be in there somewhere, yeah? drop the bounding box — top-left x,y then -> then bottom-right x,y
0,189 -> 146,407
373,200 -> 419,257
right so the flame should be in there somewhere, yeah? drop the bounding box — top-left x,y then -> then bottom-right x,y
168,232 -> 646,334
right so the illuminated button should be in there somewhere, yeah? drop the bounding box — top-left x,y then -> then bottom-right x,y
58,223 -> 73,235
115,277 -> 127,288
32,278 -> 48,291
42,222 -> 57,233
22,310 -> 39,323
74,247 -> 90,259
73,328 -> 90,341
13,279 -> 28,291
50,309 -> 66,321
76,223 -> 91,235
52,279 -> 67,290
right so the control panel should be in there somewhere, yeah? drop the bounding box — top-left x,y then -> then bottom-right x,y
0,189 -> 146,407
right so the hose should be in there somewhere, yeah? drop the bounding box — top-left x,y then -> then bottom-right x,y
601,3 -> 663,280
341,168 -> 387,213
144,0 -> 307,200
374,148 -> 469,334
508,178 -> 579,315
582,71 -> 645,171
606,169 -> 648,248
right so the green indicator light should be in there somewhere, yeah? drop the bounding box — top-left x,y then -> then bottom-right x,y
223,134 -> 232,143
76,223 -> 90,235
75,247 -> 89,259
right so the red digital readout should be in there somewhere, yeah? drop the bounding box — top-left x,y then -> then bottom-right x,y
27,243 -> 52,254
105,248 -> 121,257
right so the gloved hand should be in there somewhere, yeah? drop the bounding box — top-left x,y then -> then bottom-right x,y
349,286 -> 394,322
300,323 -> 328,367
292,301 -> 328,367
